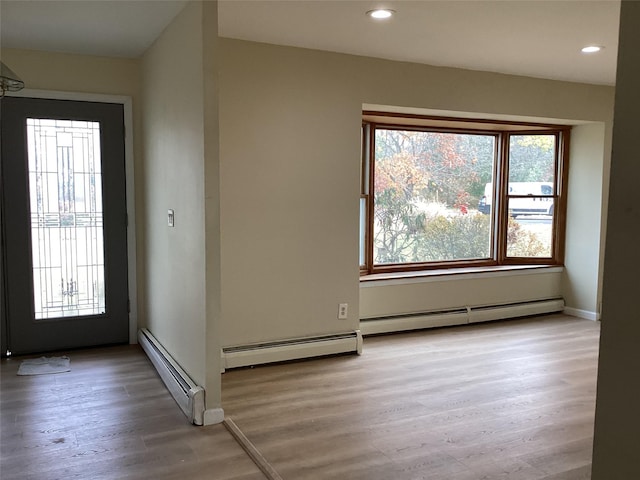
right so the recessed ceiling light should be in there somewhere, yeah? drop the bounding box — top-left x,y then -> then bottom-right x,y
367,9 -> 395,19
581,45 -> 603,53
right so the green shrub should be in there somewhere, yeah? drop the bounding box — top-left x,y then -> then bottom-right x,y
419,213 -> 491,261
506,218 -> 548,257
374,212 -> 547,263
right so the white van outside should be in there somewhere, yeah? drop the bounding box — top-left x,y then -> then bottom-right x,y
478,182 -> 554,216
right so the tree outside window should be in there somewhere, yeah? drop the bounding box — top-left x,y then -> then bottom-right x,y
361,116 -> 568,275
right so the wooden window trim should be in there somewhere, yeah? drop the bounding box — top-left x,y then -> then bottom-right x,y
361,114 -> 570,276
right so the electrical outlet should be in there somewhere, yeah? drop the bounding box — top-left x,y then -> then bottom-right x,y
338,303 -> 348,319
168,209 -> 175,227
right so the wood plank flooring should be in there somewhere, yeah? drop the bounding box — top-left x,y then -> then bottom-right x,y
1,314 -> 600,479
222,314 -> 600,480
0,345 -> 265,480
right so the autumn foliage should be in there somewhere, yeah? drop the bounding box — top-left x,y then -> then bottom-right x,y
372,129 -> 550,264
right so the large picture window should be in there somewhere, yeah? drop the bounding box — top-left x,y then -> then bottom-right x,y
361,113 -> 569,275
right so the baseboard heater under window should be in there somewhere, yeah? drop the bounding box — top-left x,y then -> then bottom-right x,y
360,298 -> 565,336
138,328 -> 205,425
222,331 -> 363,371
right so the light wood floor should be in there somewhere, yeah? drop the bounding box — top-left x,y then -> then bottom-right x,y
223,314 -> 600,480
0,345 -> 265,480
1,314 -> 599,480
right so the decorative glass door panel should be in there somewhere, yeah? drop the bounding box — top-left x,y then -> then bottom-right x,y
27,119 -> 106,319
1,97 -> 129,355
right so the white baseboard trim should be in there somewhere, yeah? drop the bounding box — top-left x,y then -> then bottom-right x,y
563,306 -> 600,321
361,311 -> 469,336
222,331 -> 362,371
204,407 -> 225,426
138,328 -> 207,425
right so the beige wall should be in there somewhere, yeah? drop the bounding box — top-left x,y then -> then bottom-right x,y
0,48 -> 139,96
592,1 -> 640,477
361,270 -> 562,319
219,38 -> 614,346
201,0 -> 222,415
219,40 -> 362,346
356,57 -> 613,123
142,0 -> 205,384
564,123 -> 608,316
141,1 -> 222,414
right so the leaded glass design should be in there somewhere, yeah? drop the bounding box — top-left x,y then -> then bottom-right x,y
26,118 -> 106,319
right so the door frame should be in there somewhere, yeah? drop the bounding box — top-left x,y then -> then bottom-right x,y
1,89 -> 138,354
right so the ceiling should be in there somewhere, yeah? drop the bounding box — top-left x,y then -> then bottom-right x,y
0,1 -> 188,58
1,0 -> 620,86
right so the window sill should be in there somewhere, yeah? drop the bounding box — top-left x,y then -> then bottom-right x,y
360,264 -> 563,287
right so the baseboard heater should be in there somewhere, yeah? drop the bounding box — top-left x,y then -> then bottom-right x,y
138,328 -> 206,425
360,298 -> 565,336
222,331 -> 363,371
